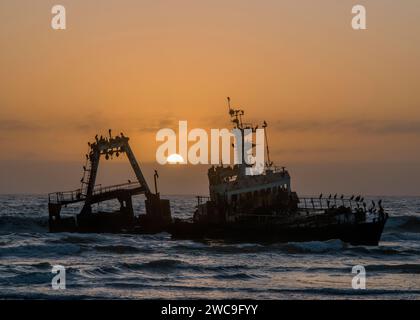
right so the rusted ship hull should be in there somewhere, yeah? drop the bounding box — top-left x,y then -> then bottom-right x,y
49,211 -> 171,234
169,218 -> 387,246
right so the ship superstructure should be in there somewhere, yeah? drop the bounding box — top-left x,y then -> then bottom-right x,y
170,98 -> 388,245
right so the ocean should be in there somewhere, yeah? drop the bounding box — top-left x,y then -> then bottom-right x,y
0,195 -> 419,299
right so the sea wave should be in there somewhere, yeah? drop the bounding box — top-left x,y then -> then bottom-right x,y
93,245 -> 148,254
120,259 -> 188,272
0,215 -> 47,233
0,243 -> 82,257
385,216 -> 420,233
119,260 -> 252,274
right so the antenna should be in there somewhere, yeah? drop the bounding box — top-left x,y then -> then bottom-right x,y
239,110 -> 244,128
262,120 -> 272,166
227,97 -> 241,128
227,97 -> 234,117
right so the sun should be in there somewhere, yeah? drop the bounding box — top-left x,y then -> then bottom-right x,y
167,153 -> 184,164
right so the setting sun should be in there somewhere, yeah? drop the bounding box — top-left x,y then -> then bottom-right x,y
167,153 -> 184,164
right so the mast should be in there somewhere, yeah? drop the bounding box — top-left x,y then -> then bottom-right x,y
262,120 -> 272,166
227,97 -> 245,174
227,96 -> 232,114
227,97 -> 244,129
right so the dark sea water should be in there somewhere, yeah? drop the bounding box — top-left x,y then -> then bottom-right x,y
0,195 -> 419,300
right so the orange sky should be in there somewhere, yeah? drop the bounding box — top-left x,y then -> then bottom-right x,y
1,0 -> 420,195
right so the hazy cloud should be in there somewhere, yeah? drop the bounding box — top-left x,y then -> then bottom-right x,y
272,146 -> 341,156
0,113 -> 111,134
138,116 -> 179,133
0,119 -> 42,132
1,115 -> 420,137
273,118 -> 420,135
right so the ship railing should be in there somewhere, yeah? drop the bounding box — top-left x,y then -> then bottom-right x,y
196,196 -> 211,206
48,188 -> 85,204
49,181 -> 142,204
298,197 -> 360,210
263,166 -> 287,174
91,181 -> 141,196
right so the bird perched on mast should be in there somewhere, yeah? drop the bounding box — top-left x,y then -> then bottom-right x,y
227,97 -> 234,116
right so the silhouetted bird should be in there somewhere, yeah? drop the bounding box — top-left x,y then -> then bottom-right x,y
355,196 -> 361,202
340,195 -> 344,199
319,193 -> 323,199
350,195 -> 354,200
328,194 -> 332,199
334,194 -> 337,200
